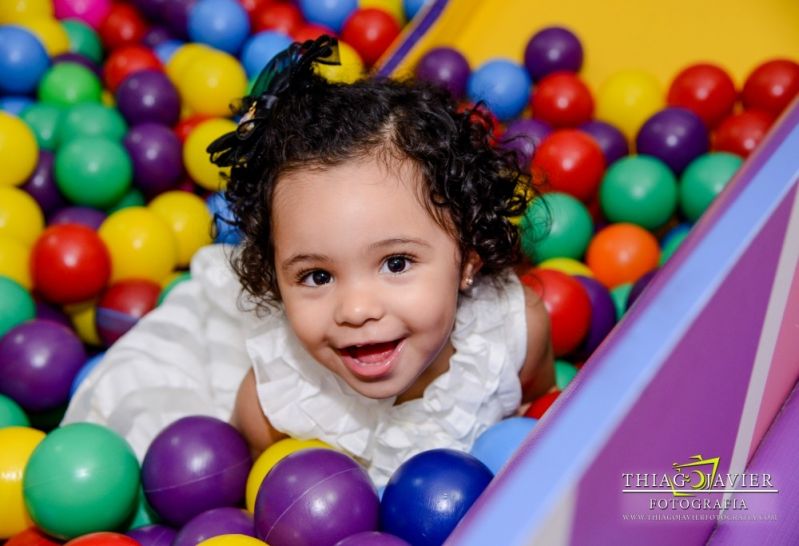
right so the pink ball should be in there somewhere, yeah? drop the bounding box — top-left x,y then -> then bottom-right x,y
54,0 -> 112,29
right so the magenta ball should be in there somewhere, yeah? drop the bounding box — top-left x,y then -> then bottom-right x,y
126,524 -> 178,546
21,151 -> 67,217
524,26 -> 583,81
0,319 -> 87,412
579,120 -> 629,166
501,118 -> 552,168
574,275 -> 617,358
636,107 -> 709,175
49,206 -> 107,230
141,416 -> 252,527
116,70 -> 181,127
173,507 -> 254,546
254,448 -> 379,546
335,532 -> 411,546
124,123 -> 183,198
414,47 -> 471,99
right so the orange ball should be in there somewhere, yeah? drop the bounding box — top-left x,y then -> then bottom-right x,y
586,223 -> 660,288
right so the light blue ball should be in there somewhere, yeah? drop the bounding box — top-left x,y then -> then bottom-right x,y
403,0 -> 432,20
70,352 -> 106,398
0,95 -> 35,116
467,59 -> 532,121
470,416 -> 537,474
188,0 -> 251,54
154,39 -> 184,65
207,191 -> 242,244
240,30 -> 293,79
0,26 -> 50,95
299,0 -> 358,33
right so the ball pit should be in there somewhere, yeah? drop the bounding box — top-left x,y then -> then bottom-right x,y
0,426 -> 46,539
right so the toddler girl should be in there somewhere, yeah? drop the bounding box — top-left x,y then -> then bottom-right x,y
64,36 -> 554,486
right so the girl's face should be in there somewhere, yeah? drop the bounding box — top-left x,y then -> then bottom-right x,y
272,156 -> 470,400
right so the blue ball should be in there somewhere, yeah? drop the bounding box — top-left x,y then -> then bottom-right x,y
0,26 -> 50,95
403,0 -> 431,20
70,352 -> 106,397
154,39 -> 185,65
0,95 -> 35,116
240,31 -> 293,79
299,0 -> 358,33
188,0 -> 251,54
207,191 -> 242,245
467,59 -> 532,121
381,449 -> 493,546
469,417 -> 537,474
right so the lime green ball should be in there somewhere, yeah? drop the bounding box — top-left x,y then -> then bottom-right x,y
38,63 -> 102,107
20,103 -> 63,150
521,192 -> 593,263
58,103 -> 128,144
680,152 -> 743,221
158,271 -> 192,306
55,136 -> 132,209
62,19 -> 104,63
659,224 -> 691,266
0,275 -> 35,337
600,155 -> 678,230
554,359 -> 578,389
23,422 -> 140,540
0,394 -> 30,428
611,283 -> 633,321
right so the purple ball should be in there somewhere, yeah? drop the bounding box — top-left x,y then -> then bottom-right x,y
35,300 -> 72,328
20,151 -> 67,217
579,120 -> 629,166
124,123 -> 183,198
636,108 -> 709,175
524,26 -> 583,81
0,320 -> 87,412
254,449 -> 379,546
52,53 -> 101,75
574,276 -> 617,358
116,70 -> 181,127
49,206 -> 107,230
141,416 -> 252,527
126,524 -> 178,546
142,26 -> 174,48
162,0 -> 196,39
500,118 -> 552,168
414,47 -> 471,99
173,507 -> 254,546
627,268 -> 659,310
131,0 -> 170,21
335,532 -> 411,546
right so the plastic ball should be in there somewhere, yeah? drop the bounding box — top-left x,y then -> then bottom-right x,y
149,191 -> 212,266
0,186 -> 44,246
52,52 -> 101,75
53,0 -> 111,29
207,192 -> 242,244
123,123 -> 183,198
50,205 -> 107,230
23,423 -> 140,540
414,47 -> 470,99
0,111 -> 39,187
245,438 -> 333,512
381,449 -> 492,546
573,275 -> 616,358
0,26 -> 50,95
252,2 -> 304,35
70,352 -> 105,397
0,236 -> 32,289
126,524 -> 178,546
335,531 -> 411,546
20,104 -> 62,151
636,107 -> 709,175
467,59 -> 531,121
254,448 -> 378,546
578,120 -> 628,166
0,427 -> 46,539
183,118 -> 236,191
166,42 -> 212,83
0,0 -> 53,22
680,152 -> 742,221
742,59 -> 799,116
531,72 -> 594,127
103,45 -> 163,92
240,30 -> 293,79
667,63 -> 737,129
403,0 -> 430,20
38,62 -> 103,106
531,129 -> 605,202
174,507 -> 254,546
0,96 -> 35,116
54,136 -> 132,209
341,8 -> 401,67
0,394 -> 30,427
174,49 -> 247,117
98,3 -> 149,50
523,26 -> 582,82
599,155 -> 678,229
537,257 -> 594,277
520,192 -> 593,262
523,390 -> 560,419
714,110 -> 774,158
5,527 -> 61,546
160,0 -> 194,39
554,359 -> 578,389
58,102 -> 128,144
610,282 -> 633,319
596,69 -> 664,139
63,299 -> 102,346
626,268 -> 658,310
198,536 -> 267,546
62,19 -> 103,63
16,18 -> 70,57
154,38 -> 183,64
65,532 -> 140,545
300,0 -> 358,32
315,40 -> 364,84
470,417 -> 537,474
291,22 -> 334,42
586,223 -> 660,288
500,118 -> 551,167
189,0 -> 251,54
116,70 -> 181,126
659,223 -> 691,266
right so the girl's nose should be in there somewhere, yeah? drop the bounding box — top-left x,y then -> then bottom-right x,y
333,280 -> 385,326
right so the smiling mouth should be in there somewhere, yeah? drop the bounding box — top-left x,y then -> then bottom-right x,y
338,338 -> 405,379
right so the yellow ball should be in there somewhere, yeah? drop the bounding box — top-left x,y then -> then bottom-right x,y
0,426 -> 46,539
245,438 -> 333,512
0,0 -> 53,24
538,257 -> 594,277
198,535 -> 269,546
0,235 -> 31,289
0,187 -> 44,247
15,17 -> 70,57
360,0 -> 405,25
99,207 -> 179,283
175,50 -> 247,117
183,118 -> 236,191
315,41 -> 364,84
596,70 -> 664,140
148,191 -> 213,268
0,111 -> 39,187
166,43 -> 214,84
64,300 -> 102,346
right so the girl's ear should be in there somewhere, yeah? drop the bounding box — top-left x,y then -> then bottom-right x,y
460,250 -> 483,291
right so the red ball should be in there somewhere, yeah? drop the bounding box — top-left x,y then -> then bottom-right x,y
340,8 -> 401,67
520,268 -> 592,357
524,390 -> 561,419
103,44 -> 162,92
457,101 -> 502,140
95,279 -> 161,346
714,109 -> 775,158
98,3 -> 149,51
175,114 -> 212,141
667,63 -> 737,128
31,224 -> 111,305
531,129 -> 605,202
742,59 -> 799,116
531,71 -> 594,127
252,2 -> 304,35
240,0 -> 275,18
65,532 -> 139,546
292,23 -> 336,42
6,528 -> 61,546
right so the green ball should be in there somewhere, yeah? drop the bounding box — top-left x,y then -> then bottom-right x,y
0,394 -> 30,428
38,63 -> 102,107
20,103 -> 63,150
58,103 -> 128,144
23,422 -> 140,539
0,275 -> 35,338
554,359 -> 578,390
520,192 -> 593,263
62,19 -> 104,63
107,188 -> 146,213
680,152 -> 743,221
158,272 -> 192,306
659,224 -> 691,266
611,283 -> 633,321
599,155 -> 678,230
55,136 -> 132,209
125,487 -> 161,530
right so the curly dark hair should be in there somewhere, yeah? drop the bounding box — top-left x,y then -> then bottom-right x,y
213,54 -> 538,313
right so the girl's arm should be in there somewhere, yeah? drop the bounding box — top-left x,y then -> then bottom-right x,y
518,283 -> 556,405
231,368 -> 287,456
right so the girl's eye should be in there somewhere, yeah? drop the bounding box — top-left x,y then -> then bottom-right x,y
299,270 -> 332,286
382,255 -> 412,274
